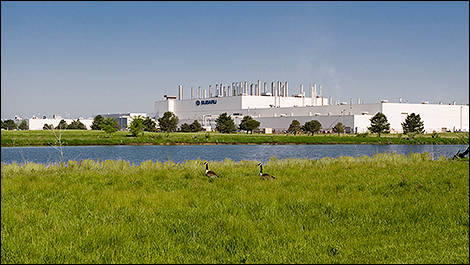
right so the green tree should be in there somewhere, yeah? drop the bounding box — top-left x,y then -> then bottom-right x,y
18,120 -> 28,130
402,113 -> 424,135
238,116 -> 260,134
190,120 -> 203,132
180,123 -> 192,132
67,119 -> 87,130
332,122 -> 345,135
157,112 -> 179,132
287,120 -> 302,134
43,124 -> 53,130
143,117 -> 157,132
91,115 -> 105,130
102,117 -> 119,135
56,119 -> 68,130
302,120 -> 322,135
129,115 -> 145,137
215,113 -> 236,133
3,119 -> 17,130
368,112 -> 390,137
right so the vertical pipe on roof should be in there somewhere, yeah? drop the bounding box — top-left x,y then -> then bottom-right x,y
178,85 -> 183,100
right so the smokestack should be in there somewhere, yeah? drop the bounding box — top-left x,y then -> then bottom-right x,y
285,81 -> 289,97
271,82 -> 275,96
239,81 -> 242,95
313,83 -> 317,98
278,81 -> 282,97
215,84 -> 219,97
300,84 -> 304,97
209,85 -> 212,98
244,81 -> 248,95
250,84 -> 253,95
319,85 -> 322,97
191,87 -> 194,99
357,98 -> 360,104
263,82 -> 267,94
198,86 -> 201,99
178,85 -> 183,100
204,88 -> 207,99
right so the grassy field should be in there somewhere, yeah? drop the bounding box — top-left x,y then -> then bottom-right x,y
1,130 -> 468,147
1,153 -> 468,263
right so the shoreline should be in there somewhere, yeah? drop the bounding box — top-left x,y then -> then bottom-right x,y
2,130 -> 468,147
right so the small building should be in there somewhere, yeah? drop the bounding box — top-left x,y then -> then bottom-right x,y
28,117 -> 94,130
100,113 -> 151,130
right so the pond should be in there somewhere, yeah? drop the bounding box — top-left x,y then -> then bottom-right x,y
1,144 -> 467,165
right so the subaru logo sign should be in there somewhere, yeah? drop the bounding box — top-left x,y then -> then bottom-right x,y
195,99 -> 217,106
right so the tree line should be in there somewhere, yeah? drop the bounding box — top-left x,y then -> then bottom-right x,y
281,111 -> 425,137
0,119 -> 28,130
155,111 -> 261,134
42,119 -> 88,130
0,110 -> 426,137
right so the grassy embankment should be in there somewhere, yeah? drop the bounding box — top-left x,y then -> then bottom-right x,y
1,153 -> 468,263
1,130 -> 468,147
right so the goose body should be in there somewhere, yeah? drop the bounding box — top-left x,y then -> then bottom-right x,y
204,162 -> 219,177
258,163 -> 275,180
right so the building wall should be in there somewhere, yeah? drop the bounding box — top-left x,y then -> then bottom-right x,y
382,103 -> 469,133
28,118 -> 94,130
352,115 -> 375,133
101,113 -> 149,129
156,96 -> 378,120
252,115 -> 356,132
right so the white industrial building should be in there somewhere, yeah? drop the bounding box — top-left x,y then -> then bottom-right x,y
28,115 -> 94,130
154,81 -> 469,133
100,113 -> 151,130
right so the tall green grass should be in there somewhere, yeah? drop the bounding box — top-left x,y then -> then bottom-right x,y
1,153 -> 468,263
1,130 -> 468,147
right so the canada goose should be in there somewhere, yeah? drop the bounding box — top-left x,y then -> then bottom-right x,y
204,161 -> 219,178
453,146 -> 469,159
258,162 -> 275,180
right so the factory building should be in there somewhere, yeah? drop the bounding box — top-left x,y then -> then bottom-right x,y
154,82 -> 469,133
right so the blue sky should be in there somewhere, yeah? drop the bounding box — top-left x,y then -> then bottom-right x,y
1,1 -> 468,119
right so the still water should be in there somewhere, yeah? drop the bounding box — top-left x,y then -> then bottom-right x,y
1,144 -> 467,165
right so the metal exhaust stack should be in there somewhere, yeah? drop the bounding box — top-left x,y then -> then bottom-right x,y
178,84 -> 183,100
